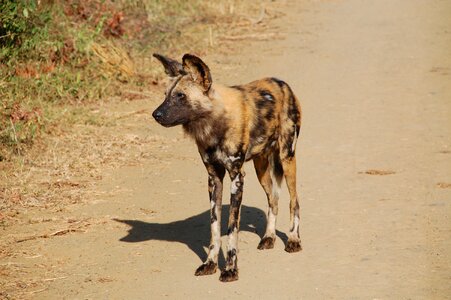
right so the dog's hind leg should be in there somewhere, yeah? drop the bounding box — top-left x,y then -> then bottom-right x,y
253,153 -> 283,250
278,115 -> 302,252
280,154 -> 302,253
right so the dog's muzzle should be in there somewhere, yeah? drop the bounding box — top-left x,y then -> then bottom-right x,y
152,109 -> 164,123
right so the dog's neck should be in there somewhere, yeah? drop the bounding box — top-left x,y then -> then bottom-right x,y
182,84 -> 229,150
182,116 -> 224,150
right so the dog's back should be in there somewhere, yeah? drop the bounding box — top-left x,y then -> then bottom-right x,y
224,77 -> 302,162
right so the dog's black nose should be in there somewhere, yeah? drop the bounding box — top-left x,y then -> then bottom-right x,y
152,110 -> 163,121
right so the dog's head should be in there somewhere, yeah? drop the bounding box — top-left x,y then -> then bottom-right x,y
152,54 -> 213,127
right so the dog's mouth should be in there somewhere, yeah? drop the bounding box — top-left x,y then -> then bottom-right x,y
157,119 -> 179,127
152,111 -> 187,127
153,116 -> 176,127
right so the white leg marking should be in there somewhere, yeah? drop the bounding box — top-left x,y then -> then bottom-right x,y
227,227 -> 237,248
227,227 -> 238,269
291,126 -> 297,153
265,209 -> 277,237
229,155 -> 241,162
289,214 -> 300,240
265,166 -> 281,237
272,180 -> 281,200
230,174 -> 240,195
208,220 -> 221,259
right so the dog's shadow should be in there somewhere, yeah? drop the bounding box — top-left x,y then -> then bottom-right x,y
114,205 -> 287,265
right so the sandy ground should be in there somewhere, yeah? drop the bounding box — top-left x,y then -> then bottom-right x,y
2,0 -> 451,298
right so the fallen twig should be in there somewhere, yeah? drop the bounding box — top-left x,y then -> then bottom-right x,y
16,225 -> 88,243
27,287 -> 48,295
222,32 -> 282,41
359,169 -> 396,176
42,276 -> 67,282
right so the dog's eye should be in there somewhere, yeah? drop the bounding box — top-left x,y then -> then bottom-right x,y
175,92 -> 186,99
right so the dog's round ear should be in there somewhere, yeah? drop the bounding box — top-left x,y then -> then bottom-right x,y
182,54 -> 212,93
153,53 -> 186,77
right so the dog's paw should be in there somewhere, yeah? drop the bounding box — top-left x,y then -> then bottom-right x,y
257,236 -> 275,250
194,261 -> 217,276
219,269 -> 239,282
285,239 -> 302,253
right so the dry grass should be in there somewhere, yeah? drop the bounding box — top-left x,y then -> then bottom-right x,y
0,1 -> 290,297
0,97 -> 165,223
0,213 -> 119,298
1,0 -> 287,226
0,0 -> 281,159
91,41 -> 135,80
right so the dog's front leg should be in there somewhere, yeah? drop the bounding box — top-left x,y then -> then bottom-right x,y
220,165 -> 245,282
195,161 -> 225,276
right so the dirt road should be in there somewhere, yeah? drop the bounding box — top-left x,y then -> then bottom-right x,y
3,0 -> 451,298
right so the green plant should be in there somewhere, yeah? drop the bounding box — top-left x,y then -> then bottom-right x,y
0,0 -> 263,161
0,0 -> 52,63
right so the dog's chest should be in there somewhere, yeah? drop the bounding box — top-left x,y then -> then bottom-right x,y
202,148 -> 242,169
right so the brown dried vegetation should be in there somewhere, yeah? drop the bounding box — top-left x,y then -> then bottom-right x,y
0,1 -> 288,297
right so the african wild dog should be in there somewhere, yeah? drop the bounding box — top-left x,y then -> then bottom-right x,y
152,53 -> 302,282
